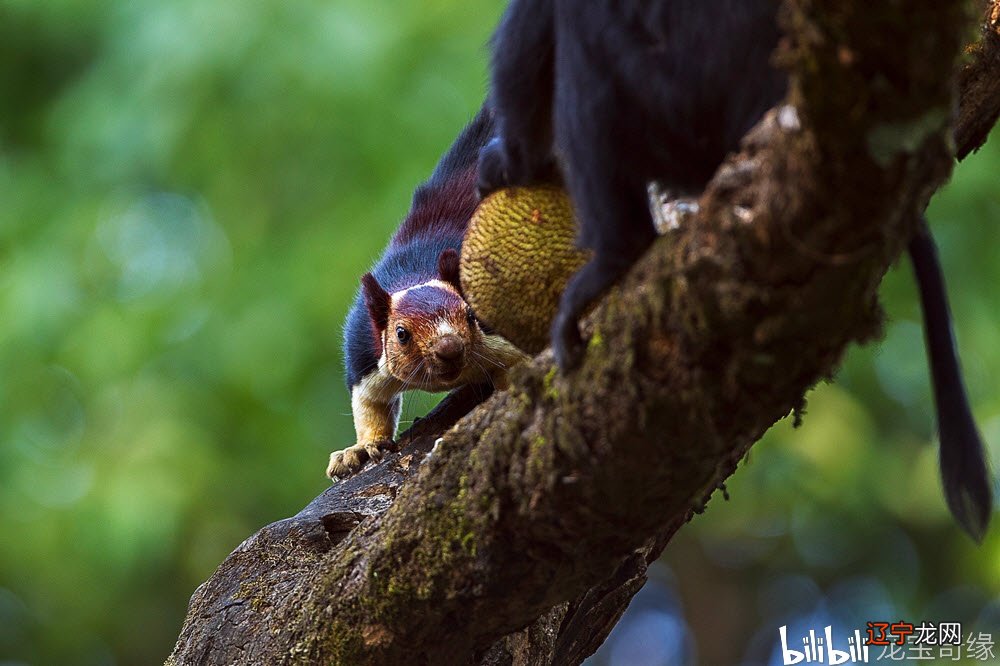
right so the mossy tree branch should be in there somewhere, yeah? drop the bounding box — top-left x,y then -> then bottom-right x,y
168,1 -> 1000,664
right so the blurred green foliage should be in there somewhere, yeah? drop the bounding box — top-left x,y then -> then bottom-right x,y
0,1 -> 996,665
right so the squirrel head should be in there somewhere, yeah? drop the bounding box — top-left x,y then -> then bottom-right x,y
361,249 -> 484,390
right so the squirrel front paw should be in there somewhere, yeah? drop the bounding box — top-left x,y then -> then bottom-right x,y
478,137 -> 562,199
326,439 -> 397,481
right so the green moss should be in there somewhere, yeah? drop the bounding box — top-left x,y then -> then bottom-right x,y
357,468 -> 488,626
588,328 -> 604,350
542,366 -> 559,401
461,532 -> 476,555
309,617 -> 364,666
527,434 -> 550,480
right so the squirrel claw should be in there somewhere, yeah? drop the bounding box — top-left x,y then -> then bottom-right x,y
477,138 -> 509,199
327,439 -> 397,481
552,310 -> 585,373
363,439 -> 397,464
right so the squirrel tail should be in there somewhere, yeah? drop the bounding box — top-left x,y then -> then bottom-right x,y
909,216 -> 993,541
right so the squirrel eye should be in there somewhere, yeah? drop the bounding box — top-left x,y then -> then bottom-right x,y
395,326 -> 411,344
466,308 -> 476,326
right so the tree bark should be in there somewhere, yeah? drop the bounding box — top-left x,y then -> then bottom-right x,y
168,2 -> 1000,664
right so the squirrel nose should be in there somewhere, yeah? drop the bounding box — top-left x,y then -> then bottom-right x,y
433,335 -> 464,362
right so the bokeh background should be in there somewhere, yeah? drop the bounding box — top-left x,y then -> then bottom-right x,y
0,1 -> 997,664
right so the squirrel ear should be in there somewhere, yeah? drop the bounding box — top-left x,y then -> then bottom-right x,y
361,273 -> 390,332
438,248 -> 462,294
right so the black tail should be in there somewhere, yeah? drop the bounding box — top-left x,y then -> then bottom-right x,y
908,217 -> 993,541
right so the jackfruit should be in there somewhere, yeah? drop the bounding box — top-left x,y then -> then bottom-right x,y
461,186 -> 591,354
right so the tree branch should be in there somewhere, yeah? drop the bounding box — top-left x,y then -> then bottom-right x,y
957,1 -> 1000,159
168,2 -> 1000,664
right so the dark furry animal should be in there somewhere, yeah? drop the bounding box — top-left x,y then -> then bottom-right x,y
478,0 -> 787,366
478,0 -> 992,539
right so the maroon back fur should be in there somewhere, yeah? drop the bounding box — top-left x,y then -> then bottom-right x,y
392,167 -> 479,247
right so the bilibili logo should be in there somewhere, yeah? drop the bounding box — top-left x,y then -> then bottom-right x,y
777,622 -> 996,664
